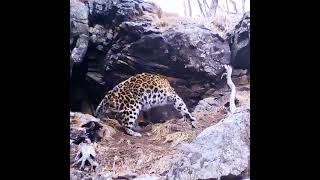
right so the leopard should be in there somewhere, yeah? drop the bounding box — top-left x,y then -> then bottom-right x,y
95,73 -> 196,137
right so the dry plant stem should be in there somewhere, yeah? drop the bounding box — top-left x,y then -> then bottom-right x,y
221,65 -> 236,114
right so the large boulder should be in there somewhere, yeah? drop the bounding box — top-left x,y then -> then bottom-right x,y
167,106 -> 250,180
228,12 -> 250,70
162,24 -> 231,77
85,0 -> 162,58
104,23 -> 230,80
102,23 -> 231,109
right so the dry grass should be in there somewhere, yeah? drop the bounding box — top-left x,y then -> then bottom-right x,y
84,110 -> 225,177
163,131 -> 197,147
70,109 -> 237,177
150,122 -> 174,140
100,123 -> 117,140
150,120 -> 197,147
151,10 -> 242,39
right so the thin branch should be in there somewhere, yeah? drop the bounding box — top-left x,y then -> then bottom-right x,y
203,0 -> 210,9
209,0 -> 218,16
197,0 -> 206,17
183,0 -> 187,16
242,0 -> 246,13
225,0 -> 229,12
229,0 -> 238,14
187,0 -> 192,17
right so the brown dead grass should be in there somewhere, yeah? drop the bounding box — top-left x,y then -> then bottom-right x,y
150,120 -> 197,147
151,11 -> 242,39
84,110 -> 227,177
70,111 -> 230,177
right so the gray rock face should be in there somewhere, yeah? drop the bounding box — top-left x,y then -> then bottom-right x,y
104,23 -> 230,79
70,0 -> 90,64
167,106 -> 250,180
228,12 -> 250,70
70,0 -> 89,36
132,175 -> 163,180
87,0 -> 161,25
71,34 -> 90,63
192,95 -> 229,116
162,25 -> 231,76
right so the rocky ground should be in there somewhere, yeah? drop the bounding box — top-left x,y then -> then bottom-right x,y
70,0 -> 250,179
70,71 -> 250,180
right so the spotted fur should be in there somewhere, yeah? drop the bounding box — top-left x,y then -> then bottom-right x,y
95,73 -> 196,137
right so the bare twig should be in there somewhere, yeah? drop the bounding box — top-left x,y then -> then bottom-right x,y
187,0 -> 192,17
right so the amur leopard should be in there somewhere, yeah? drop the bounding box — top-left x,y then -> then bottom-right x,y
95,73 -> 196,137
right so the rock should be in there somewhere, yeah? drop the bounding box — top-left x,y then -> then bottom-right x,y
87,0 -> 115,25
228,12 -> 250,70
70,112 -> 116,143
71,34 -> 90,63
90,24 -> 109,44
70,0 -> 89,36
71,168 -> 114,180
85,0 -> 161,54
87,0 -> 161,26
70,169 -> 87,180
192,96 -> 228,117
70,111 -> 100,125
104,24 -> 230,79
162,24 -> 231,76
94,171 -> 114,180
132,175 -> 163,180
70,170 -> 113,180
167,106 -> 250,180
102,23 -> 230,109
192,89 -> 239,120
70,0 -> 90,64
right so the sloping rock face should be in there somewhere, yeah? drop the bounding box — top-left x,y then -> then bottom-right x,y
167,106 -> 250,180
228,12 -> 250,70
